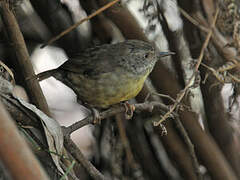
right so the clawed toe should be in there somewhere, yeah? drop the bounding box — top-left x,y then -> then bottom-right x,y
123,102 -> 135,120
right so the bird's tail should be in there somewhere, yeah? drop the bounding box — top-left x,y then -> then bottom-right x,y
28,69 -> 59,82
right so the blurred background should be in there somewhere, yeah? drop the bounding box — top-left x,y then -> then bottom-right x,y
1,0 -> 240,179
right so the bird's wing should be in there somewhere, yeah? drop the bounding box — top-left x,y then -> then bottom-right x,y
59,44 -> 130,77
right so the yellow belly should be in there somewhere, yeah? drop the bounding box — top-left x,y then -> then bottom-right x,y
68,68 -> 149,108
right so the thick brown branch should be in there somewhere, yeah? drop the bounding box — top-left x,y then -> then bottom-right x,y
98,0 -> 148,41
0,101 -> 50,180
0,1 -> 51,116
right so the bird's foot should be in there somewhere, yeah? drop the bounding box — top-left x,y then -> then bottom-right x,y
83,103 -> 101,125
90,107 -> 101,125
122,102 -> 135,120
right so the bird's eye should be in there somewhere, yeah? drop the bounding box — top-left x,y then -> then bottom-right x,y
144,53 -> 149,58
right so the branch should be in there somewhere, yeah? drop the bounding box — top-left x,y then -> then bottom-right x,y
115,114 -> 141,173
154,7 -> 219,126
0,0 -> 51,116
62,101 -> 173,137
173,117 -> 202,179
64,137 -> 107,180
41,0 -> 120,48
0,101 -> 50,180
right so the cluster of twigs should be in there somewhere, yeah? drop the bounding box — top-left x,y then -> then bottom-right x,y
1,0 -> 240,180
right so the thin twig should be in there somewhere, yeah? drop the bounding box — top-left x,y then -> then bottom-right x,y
0,60 -> 15,84
116,114 -> 138,170
150,92 -> 177,104
173,117 -> 202,179
62,101 -> 174,137
41,0 -> 120,48
154,7 -> 219,126
195,7 -> 219,70
64,137 -> 107,180
179,7 -> 209,33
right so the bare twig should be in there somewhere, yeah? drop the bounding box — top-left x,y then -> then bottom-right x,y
41,0 -> 120,48
179,7 -> 209,33
0,60 -> 15,84
195,8 -> 219,70
184,4 -> 238,65
115,114 -> 138,170
62,101 -> 173,137
173,117 -> 202,179
154,7 -> 219,126
64,137 -> 106,180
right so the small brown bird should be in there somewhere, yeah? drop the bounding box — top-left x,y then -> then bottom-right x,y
37,40 -> 173,108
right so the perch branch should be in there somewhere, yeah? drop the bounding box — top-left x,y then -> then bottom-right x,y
62,101 -> 173,137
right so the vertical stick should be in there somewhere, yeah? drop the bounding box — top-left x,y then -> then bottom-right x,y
0,1 -> 51,116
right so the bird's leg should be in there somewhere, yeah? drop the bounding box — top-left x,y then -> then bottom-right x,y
122,101 -> 135,120
82,103 -> 101,125
91,108 -> 101,124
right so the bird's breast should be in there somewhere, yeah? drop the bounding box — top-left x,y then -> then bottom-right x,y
67,68 -> 150,108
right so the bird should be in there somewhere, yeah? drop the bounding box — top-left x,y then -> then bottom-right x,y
36,40 -> 173,109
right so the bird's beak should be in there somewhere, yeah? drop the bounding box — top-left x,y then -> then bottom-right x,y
158,52 -> 175,58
